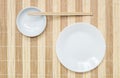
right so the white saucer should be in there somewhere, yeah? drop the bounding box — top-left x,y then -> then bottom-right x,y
56,23 -> 106,72
16,7 -> 46,37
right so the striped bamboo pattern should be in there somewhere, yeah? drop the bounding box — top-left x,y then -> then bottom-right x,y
0,0 -> 120,78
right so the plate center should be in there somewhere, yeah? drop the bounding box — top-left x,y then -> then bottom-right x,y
64,31 -> 94,61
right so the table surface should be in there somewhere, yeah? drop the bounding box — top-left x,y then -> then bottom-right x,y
0,0 -> 120,78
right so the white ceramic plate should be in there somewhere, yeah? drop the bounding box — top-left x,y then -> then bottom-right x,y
16,7 -> 46,37
56,23 -> 106,72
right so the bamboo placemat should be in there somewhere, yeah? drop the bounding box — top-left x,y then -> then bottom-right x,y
0,0 -> 120,78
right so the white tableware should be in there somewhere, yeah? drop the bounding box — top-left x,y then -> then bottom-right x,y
16,7 -> 46,37
56,23 -> 106,72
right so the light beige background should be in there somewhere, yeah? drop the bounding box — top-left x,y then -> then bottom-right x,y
0,0 -> 120,78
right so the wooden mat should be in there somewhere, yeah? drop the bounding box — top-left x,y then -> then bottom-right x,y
0,0 -> 120,78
